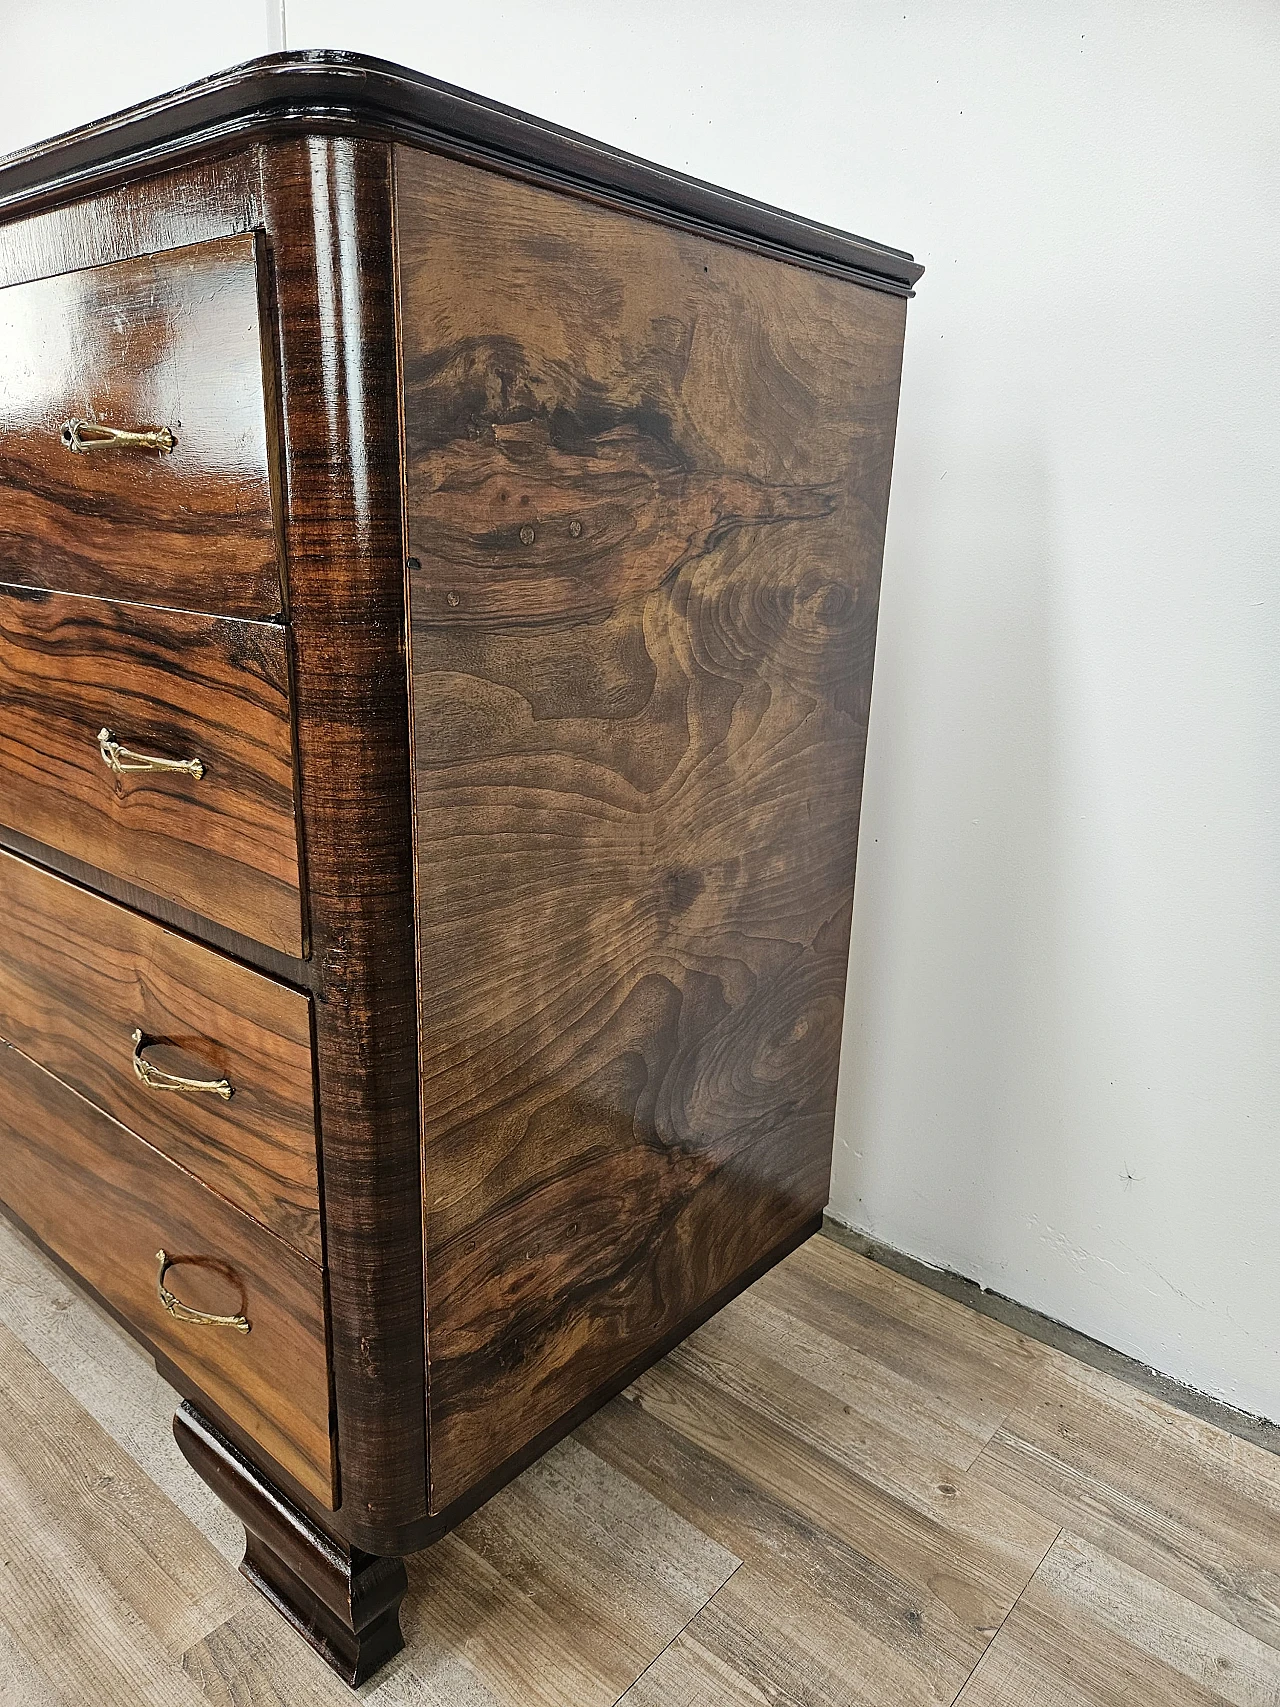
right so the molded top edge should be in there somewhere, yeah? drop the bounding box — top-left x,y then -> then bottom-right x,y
0,50 -> 923,294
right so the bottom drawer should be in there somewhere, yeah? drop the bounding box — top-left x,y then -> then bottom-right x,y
0,1039 -> 333,1507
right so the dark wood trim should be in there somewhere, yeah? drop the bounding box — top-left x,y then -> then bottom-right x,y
174,1402 -> 407,1686
258,135 -> 428,1551
0,52 -> 921,296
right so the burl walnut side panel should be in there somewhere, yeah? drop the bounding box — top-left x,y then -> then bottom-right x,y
397,148 -> 906,1510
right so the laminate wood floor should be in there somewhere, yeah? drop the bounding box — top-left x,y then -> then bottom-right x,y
0,1216 -> 1275,1705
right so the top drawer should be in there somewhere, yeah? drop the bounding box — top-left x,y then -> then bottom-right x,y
0,232 -> 281,620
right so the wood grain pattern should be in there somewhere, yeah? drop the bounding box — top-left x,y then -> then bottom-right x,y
0,155 -> 260,295
0,849 -> 319,1258
955,1533 -> 1280,1707
0,131 -> 430,1558
581,1390 -> 988,1702
623,1562 -> 943,1707
0,230 -> 281,618
397,146 -> 907,1512
621,1351 -> 1059,1642
973,1353 -> 1280,1654
0,1038 -> 333,1506
257,135 -> 428,1550
0,1321 -> 242,1661
752,1234 -> 1051,1458
0,582 -> 303,955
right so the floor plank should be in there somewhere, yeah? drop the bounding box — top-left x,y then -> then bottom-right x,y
579,1390 -> 985,1700
973,1352 -> 1280,1652
0,1618 -> 63,1707
619,1623 -> 769,1707
711,1284 -> 1010,1469
623,1565 -> 892,1707
453,1435 -> 738,1670
0,1320 -> 240,1662
401,1435 -> 738,1707
672,1298 -> 1022,1503
183,1606 -> 357,1707
624,1352 -> 1060,1642
763,1236 -> 1050,1411
0,1223 -> 1275,1705
0,1429 -> 216,1707
956,1532 -> 1280,1707
0,1212 -> 240,1562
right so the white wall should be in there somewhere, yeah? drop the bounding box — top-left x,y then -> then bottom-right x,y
3,2 -> 1277,1422
0,4 -> 267,157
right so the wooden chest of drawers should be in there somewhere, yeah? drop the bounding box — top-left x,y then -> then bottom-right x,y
0,51 -> 920,1684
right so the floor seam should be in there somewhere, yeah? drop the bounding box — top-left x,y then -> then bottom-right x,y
609,1559 -> 742,1707
947,1525 -> 1062,1706
821,1219 -> 1280,1460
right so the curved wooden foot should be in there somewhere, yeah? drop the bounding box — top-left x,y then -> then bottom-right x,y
174,1402 -> 407,1686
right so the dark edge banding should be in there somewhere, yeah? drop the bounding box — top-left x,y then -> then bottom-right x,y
0,51 -> 922,296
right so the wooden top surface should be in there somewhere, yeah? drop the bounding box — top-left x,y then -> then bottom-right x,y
0,50 -> 922,295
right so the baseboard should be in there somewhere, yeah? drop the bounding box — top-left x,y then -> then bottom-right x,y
820,1215 -> 1279,1459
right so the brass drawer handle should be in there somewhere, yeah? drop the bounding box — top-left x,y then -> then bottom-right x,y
61,418 -> 176,455
132,1028 -> 233,1100
99,727 -> 204,780
155,1250 -> 251,1334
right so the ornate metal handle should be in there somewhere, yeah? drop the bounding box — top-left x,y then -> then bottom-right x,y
155,1250 -> 250,1334
132,1029 -> 233,1100
99,728 -> 204,780
61,418 -> 176,454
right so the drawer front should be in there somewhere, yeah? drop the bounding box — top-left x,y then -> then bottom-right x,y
0,232 -> 281,619
0,849 -> 319,1260
0,1039 -> 333,1507
0,583 -> 303,956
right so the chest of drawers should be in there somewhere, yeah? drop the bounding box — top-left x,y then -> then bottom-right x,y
0,51 -> 920,1684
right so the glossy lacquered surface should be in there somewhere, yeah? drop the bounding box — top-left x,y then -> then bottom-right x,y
175,1404 -> 409,1685
0,54 -> 918,1676
400,149 -> 906,1513
0,1038 -> 333,1505
0,231 -> 281,618
0,583 -> 304,955
0,135 -> 431,1554
260,135 -> 427,1545
0,850 -> 320,1258
0,53 -> 923,296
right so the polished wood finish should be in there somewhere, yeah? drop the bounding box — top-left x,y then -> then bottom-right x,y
0,584 -> 303,955
0,154 -> 259,295
0,51 -> 921,1683
398,146 -> 906,1512
0,232 -> 281,619
257,134 -> 427,1550
0,1038 -> 332,1504
0,119 -> 430,1561
0,850 -> 319,1258
174,1402 -> 407,1686
0,54 -> 922,296
2,1225 -> 1276,1705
